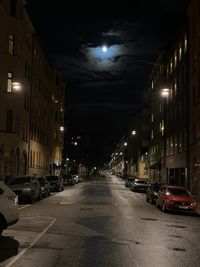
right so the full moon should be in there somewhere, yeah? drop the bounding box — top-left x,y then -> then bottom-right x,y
102,45 -> 108,52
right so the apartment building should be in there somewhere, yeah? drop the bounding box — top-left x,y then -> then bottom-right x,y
0,0 -> 64,179
148,23 -> 188,185
187,0 -> 200,197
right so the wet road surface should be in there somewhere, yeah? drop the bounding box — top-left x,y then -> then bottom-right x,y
1,172 -> 200,267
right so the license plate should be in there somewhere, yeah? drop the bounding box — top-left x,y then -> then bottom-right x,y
178,206 -> 188,209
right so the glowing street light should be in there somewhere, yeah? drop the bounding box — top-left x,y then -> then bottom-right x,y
161,88 -> 170,97
132,130 -> 136,135
60,126 -> 64,131
12,82 -> 21,91
124,142 -> 128,146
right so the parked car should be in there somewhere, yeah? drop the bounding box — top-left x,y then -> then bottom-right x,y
131,178 -> 148,192
0,181 -> 19,235
7,176 -> 42,203
146,182 -> 164,204
73,175 -> 79,184
125,176 -> 135,188
156,185 -> 197,213
38,177 -> 51,197
46,175 -> 64,191
63,174 -> 75,186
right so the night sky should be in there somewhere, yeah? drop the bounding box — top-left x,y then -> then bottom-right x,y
26,0 -> 190,166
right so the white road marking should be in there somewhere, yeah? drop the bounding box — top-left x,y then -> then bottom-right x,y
18,204 -> 31,210
5,218 -> 56,267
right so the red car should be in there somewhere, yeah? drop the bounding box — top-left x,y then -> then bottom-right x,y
156,185 -> 197,213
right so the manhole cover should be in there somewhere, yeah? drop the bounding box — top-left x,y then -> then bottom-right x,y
141,218 -> 158,221
111,239 -> 140,245
169,235 -> 183,239
168,247 -> 186,252
166,224 -> 186,229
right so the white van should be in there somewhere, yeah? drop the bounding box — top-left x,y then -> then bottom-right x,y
0,181 -> 19,235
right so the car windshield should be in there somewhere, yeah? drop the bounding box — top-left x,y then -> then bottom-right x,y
167,188 -> 191,197
127,178 -> 134,182
135,180 -> 147,184
38,178 -> 45,184
46,176 -> 58,181
153,183 -> 163,192
9,177 -> 31,185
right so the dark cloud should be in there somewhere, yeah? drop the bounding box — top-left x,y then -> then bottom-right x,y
26,0 -> 190,165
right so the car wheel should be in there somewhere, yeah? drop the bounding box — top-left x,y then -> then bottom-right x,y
151,197 -> 155,204
162,201 -> 166,212
29,194 -> 34,204
156,199 -> 159,208
38,191 -> 42,200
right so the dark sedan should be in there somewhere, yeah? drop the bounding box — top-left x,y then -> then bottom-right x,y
7,176 -> 42,203
146,182 -> 164,204
38,177 -> 51,197
46,175 -> 64,192
131,178 -> 148,192
125,177 -> 135,188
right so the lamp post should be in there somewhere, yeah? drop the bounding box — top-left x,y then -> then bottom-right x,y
160,87 -> 170,182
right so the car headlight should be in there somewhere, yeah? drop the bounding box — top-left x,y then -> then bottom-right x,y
190,202 -> 197,206
23,188 -> 32,192
8,195 -> 18,203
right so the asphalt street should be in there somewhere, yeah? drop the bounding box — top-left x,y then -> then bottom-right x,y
1,172 -> 200,267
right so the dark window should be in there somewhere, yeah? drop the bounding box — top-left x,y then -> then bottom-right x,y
10,0 -> 17,17
8,34 -> 15,54
6,110 -> 13,132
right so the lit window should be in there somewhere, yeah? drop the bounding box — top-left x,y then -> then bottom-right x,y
174,50 -> 177,68
184,34 -> 187,53
151,80 -> 154,90
8,34 -> 14,54
151,130 -> 154,139
7,72 -> 13,92
151,113 -> 154,122
179,45 -> 182,61
170,59 -> 173,74
161,120 -> 164,136
174,80 -> 177,95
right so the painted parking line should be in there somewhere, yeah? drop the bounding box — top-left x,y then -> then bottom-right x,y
5,217 -> 56,267
18,204 -> 31,210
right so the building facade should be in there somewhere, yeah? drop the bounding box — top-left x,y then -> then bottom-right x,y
148,25 -> 188,186
0,0 -> 64,180
187,0 -> 200,198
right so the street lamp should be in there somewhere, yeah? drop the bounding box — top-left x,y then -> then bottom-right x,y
161,88 -> 170,97
12,82 -> 21,91
132,130 -> 136,135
